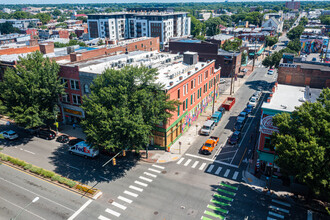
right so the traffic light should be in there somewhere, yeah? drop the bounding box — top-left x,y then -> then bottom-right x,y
123,150 -> 126,157
112,158 -> 116,165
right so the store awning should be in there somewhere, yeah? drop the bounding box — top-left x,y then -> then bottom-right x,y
249,53 -> 255,56
257,48 -> 265,55
257,151 -> 278,163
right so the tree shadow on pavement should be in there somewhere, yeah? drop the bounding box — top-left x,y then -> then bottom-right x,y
48,144 -> 140,185
245,80 -> 273,92
0,124 -> 34,147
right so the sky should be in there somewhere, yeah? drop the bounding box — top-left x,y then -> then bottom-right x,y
0,0 -> 316,5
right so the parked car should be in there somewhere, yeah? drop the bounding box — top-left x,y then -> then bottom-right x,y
234,119 -> 244,131
200,136 -> 219,155
56,135 -> 70,143
26,127 -> 40,135
272,45 -> 277,50
200,120 -> 215,136
217,106 -> 226,115
249,97 -> 257,107
237,111 -> 248,123
252,91 -> 262,100
211,111 -> 223,126
219,78 -> 226,84
68,138 -> 84,146
36,129 -> 56,140
0,130 -> 18,140
228,131 -> 241,145
268,69 -> 274,75
312,57 -> 317,62
243,105 -> 254,115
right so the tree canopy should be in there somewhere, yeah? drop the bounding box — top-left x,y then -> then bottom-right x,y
265,36 -> 278,47
287,25 -> 305,41
287,39 -> 301,53
0,51 -> 64,128
0,22 -> 20,35
222,38 -> 242,52
299,16 -> 308,26
34,13 -> 51,24
81,66 -> 179,152
205,17 -> 226,36
272,88 -> 330,201
189,15 -> 205,38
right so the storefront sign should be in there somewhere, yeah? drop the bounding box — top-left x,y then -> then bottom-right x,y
63,107 -> 83,116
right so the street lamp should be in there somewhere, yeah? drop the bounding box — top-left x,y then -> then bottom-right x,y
11,197 -> 39,220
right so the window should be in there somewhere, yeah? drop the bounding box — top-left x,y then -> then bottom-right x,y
194,79 -> 196,88
72,94 -> 81,105
191,80 -> 193,90
191,95 -> 193,105
62,93 -> 70,103
177,105 -> 180,116
205,70 -> 208,79
150,41 -> 152,45
193,93 -> 195,103
183,100 -> 186,111
135,45 -> 137,49
186,83 -> 188,94
264,137 -> 275,151
197,89 -> 199,99
84,84 -> 89,94
183,85 -> 185,96
186,98 -> 188,109
61,78 -> 68,88
177,89 -> 180,99
206,83 -> 208,92
70,80 -> 79,90
203,84 -> 206,93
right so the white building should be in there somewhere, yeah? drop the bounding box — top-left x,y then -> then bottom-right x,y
262,17 -> 283,33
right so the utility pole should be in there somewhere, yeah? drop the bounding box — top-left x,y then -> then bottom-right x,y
230,53 -> 234,95
252,40 -> 257,71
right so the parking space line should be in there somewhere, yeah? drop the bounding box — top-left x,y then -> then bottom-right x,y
210,199 -> 231,206
214,193 -> 233,202
215,167 -> 222,175
117,196 -> 132,204
24,149 -> 36,155
143,172 -> 157,178
112,202 -> 127,210
184,159 -> 192,166
191,161 -> 199,168
232,171 -> 239,180
223,169 -> 230,177
177,158 -> 184,164
217,188 -> 236,196
152,164 -> 165,169
105,208 -> 121,217
267,217 -> 277,220
206,165 -> 214,173
269,205 -> 289,213
272,199 -> 291,207
98,215 -> 110,220
269,211 -> 284,219
199,163 -> 207,170
129,185 -> 143,192
99,176 -> 111,181
134,181 -> 148,187
123,190 -> 138,198
139,176 -> 152,182
148,168 -> 161,173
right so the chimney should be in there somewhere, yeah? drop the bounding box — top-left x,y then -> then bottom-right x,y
39,42 -> 54,54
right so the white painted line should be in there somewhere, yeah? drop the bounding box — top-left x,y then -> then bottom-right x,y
177,158 -> 185,164
152,164 -> 165,169
267,217 -> 277,220
186,153 -> 214,162
105,208 -> 121,217
93,191 -> 103,200
99,176 -> 111,181
218,150 -> 238,155
307,210 -> 313,220
139,176 -> 153,182
68,165 -> 80,171
24,149 -> 36,155
134,181 -> 148,187
232,171 -> 239,180
68,199 -> 93,220
148,168 -> 161,173
269,205 -> 289,214
272,199 -> 291,207
184,159 -> 192,166
191,161 -> 199,168
98,215 -> 110,220
230,149 -> 239,164
215,167 -> 222,175
269,211 -> 284,219
224,169 -> 230,177
143,172 -> 157,178
118,196 -> 132,204
199,162 -> 207,170
124,190 -> 138,198
212,144 -> 223,160
112,202 -> 127,210
206,164 -> 214,173
129,185 -> 143,192
185,153 -> 239,168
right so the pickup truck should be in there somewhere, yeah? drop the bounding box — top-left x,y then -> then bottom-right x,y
200,136 -> 219,155
211,111 -> 223,126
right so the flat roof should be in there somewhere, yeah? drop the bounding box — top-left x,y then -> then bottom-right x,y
262,84 -> 322,113
78,50 -> 216,90
209,34 -> 234,41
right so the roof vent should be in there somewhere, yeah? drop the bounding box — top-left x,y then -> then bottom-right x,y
179,76 -> 183,80
169,74 -> 174,79
281,105 -> 287,109
187,71 -> 191,75
169,81 -> 174,86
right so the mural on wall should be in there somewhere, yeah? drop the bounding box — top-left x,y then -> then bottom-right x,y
300,39 -> 324,54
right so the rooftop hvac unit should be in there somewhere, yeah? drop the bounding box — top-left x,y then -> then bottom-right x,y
169,74 -> 174,79
146,55 -> 149,58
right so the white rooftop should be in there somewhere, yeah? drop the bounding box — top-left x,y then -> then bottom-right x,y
262,84 -> 322,113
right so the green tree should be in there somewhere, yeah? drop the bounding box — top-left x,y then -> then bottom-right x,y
287,25 -> 304,40
262,51 -> 283,68
0,51 -> 64,128
0,22 -> 20,34
97,39 -> 104,46
299,16 -> 308,26
241,51 -> 247,65
76,16 -> 87,23
81,66 -> 179,152
205,17 -> 225,36
57,16 -> 66,22
52,9 -> 62,17
287,39 -> 301,52
222,38 -> 242,51
34,13 -> 51,24
320,15 -> 330,25
271,88 -> 330,200
70,32 -> 77,39
11,11 -> 32,19
265,36 -> 278,47
189,15 -> 205,37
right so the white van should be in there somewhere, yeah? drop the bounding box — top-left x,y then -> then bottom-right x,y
200,120 -> 215,136
69,141 -> 99,158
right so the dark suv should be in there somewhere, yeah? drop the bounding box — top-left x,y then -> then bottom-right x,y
37,130 -> 56,140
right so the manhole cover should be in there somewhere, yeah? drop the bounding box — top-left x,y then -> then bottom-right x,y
161,170 -> 167,174
154,211 -> 158,215
108,199 -> 114,203
175,172 -> 179,175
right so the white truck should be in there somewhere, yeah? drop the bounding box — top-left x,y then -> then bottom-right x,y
69,141 -> 99,158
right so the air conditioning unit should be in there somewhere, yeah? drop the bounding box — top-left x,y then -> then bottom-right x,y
169,74 -> 174,79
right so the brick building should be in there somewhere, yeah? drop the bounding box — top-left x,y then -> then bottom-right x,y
168,39 -> 241,77
285,0 -> 300,10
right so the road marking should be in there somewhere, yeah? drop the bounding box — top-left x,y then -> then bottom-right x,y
112,202 -> 127,210
177,158 -> 184,164
307,210 -> 313,220
68,165 -> 80,171
184,159 -> 192,166
224,169 -> 230,177
232,171 -> 239,180
68,199 -> 93,220
199,162 -> 207,170
143,172 -> 157,178
218,150 -> 237,155
0,195 -> 46,220
123,190 -> 138,198
185,153 -> 239,168
214,193 -> 234,202
220,183 -> 238,190
272,199 -> 291,207
215,167 -> 222,175
118,196 -> 132,204
267,217 -> 277,220
217,188 -> 236,196
129,185 -> 143,192
212,144 -> 223,160
134,181 -> 148,187
206,164 -> 214,173
201,216 -> 213,220
207,204 -> 229,214
230,149 -> 239,164
269,205 -> 289,214
269,211 -> 284,219
0,176 -> 75,212
105,208 -> 121,217
210,199 -> 231,206
139,176 -> 153,182
204,210 -> 225,220
98,215 -> 110,220
99,176 -> 111,181
152,164 -> 165,169
24,149 -> 36,155
191,161 -> 199,168
148,168 -> 161,173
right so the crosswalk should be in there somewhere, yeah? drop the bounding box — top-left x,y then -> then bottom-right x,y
176,157 -> 241,181
97,164 -> 164,220
267,199 -> 291,220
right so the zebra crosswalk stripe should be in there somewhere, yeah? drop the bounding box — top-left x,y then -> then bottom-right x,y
191,161 -> 199,168
223,169 -> 230,177
199,162 -> 207,170
215,167 -> 222,175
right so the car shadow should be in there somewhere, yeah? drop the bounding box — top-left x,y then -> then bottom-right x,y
0,124 -> 34,147
224,116 -> 237,131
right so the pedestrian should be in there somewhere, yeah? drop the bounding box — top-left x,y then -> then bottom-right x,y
73,123 -> 76,130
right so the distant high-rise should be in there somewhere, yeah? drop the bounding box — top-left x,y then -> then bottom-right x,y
285,0 -> 300,10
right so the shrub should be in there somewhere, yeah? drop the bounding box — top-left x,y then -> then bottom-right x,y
24,164 -> 32,170
0,153 -> 8,161
41,170 -> 55,178
64,179 -> 77,188
29,166 -> 43,175
75,184 -> 96,194
51,174 -> 61,182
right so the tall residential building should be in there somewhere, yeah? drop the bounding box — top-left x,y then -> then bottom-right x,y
285,0 -> 300,10
87,10 -> 190,45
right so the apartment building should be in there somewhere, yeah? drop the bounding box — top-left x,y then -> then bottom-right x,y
87,10 -> 190,45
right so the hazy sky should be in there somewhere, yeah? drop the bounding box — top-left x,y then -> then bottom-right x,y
0,0 -> 309,4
